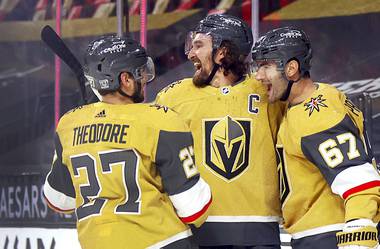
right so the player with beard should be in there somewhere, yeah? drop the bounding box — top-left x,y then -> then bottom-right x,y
155,14 -> 284,248
43,35 -> 212,249
252,26 -> 380,249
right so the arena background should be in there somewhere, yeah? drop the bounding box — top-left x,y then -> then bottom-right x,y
0,0 -> 379,248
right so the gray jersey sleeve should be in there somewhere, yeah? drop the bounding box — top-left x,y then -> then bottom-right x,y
155,130 -> 199,195
301,115 -> 372,186
46,133 -> 75,198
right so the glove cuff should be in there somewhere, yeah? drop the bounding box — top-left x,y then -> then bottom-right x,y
343,218 -> 376,231
336,225 -> 378,248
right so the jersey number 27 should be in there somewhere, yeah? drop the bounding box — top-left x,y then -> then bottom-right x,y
71,149 -> 141,221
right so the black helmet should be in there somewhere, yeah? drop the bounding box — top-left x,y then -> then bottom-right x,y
252,26 -> 312,75
185,14 -> 253,57
83,35 -> 155,91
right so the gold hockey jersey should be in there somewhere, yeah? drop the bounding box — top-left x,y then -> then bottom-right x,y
155,75 -> 284,245
43,102 -> 212,249
277,83 -> 380,239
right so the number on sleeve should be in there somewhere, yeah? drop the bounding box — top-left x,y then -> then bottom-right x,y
336,133 -> 360,159
318,132 -> 361,168
179,146 -> 198,178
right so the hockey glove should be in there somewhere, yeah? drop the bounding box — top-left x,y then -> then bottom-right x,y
336,219 -> 378,249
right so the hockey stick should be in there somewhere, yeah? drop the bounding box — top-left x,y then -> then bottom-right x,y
41,25 -> 88,103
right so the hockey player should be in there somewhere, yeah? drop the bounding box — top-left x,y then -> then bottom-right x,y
43,35 -> 212,249
155,14 -> 284,248
252,26 -> 380,249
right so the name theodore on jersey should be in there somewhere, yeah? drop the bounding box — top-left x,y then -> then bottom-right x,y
72,123 -> 129,146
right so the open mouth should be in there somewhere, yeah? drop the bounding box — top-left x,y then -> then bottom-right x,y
267,84 -> 272,93
194,62 -> 201,71
266,84 -> 273,98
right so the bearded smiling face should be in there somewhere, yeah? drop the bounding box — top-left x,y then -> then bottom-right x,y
187,33 -> 215,87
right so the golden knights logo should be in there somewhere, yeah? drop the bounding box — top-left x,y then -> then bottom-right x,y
203,116 -> 251,181
304,94 -> 328,116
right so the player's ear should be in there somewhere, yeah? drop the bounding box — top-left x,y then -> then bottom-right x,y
119,72 -> 134,93
120,72 -> 133,88
215,47 -> 227,64
285,60 -> 300,79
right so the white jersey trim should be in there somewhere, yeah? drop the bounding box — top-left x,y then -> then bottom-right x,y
331,163 -> 380,197
206,215 -> 281,223
43,175 -> 76,211
146,229 -> 192,249
169,177 -> 211,218
291,223 -> 344,239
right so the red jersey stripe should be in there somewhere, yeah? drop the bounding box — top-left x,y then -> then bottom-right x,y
180,197 -> 212,223
342,180 -> 380,199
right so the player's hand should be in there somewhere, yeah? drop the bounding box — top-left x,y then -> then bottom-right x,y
336,219 -> 378,249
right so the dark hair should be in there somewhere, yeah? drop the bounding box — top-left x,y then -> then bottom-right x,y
288,57 -> 311,78
219,40 -> 249,78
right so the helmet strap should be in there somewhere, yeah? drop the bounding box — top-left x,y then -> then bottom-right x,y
117,88 -> 130,98
280,74 -> 301,101
117,79 -> 144,103
132,79 -> 144,103
203,48 -> 220,85
204,63 -> 220,85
